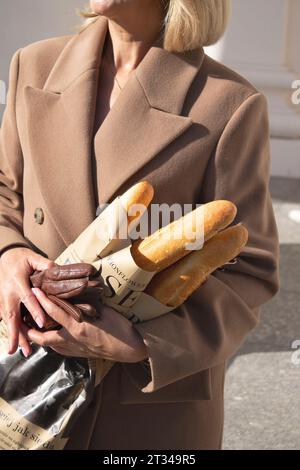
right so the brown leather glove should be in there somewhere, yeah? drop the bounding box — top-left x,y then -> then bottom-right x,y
23,263 -> 103,331
30,263 -> 101,299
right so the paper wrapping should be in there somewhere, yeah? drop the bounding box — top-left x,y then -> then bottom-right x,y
55,196 -> 174,385
0,194 -> 175,450
56,197 -> 131,265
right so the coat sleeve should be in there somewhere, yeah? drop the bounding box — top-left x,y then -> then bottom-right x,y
0,49 -> 31,255
123,92 -> 280,393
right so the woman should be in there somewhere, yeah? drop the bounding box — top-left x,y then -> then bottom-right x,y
0,0 -> 279,450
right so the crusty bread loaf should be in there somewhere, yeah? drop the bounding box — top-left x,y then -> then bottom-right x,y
92,181 -> 154,260
131,200 -> 237,272
146,224 -> 248,307
120,181 -> 154,226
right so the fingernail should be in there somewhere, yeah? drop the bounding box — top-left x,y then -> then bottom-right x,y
21,347 -> 29,358
35,317 -> 44,329
32,288 -> 39,296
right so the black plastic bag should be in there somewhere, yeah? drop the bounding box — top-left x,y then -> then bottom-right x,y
0,323 -> 95,450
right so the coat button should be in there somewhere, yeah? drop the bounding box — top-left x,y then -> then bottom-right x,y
34,208 -> 44,225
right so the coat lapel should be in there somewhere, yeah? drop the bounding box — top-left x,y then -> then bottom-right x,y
96,44 -> 205,205
24,17 -> 108,246
24,16 -> 204,246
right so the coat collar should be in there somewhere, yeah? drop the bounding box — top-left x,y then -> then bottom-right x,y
24,16 -> 205,247
43,17 -> 204,112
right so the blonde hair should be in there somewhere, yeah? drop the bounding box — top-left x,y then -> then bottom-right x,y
80,0 -> 231,52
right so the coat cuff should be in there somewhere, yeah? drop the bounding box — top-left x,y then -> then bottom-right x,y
0,227 -> 32,257
122,311 -> 190,393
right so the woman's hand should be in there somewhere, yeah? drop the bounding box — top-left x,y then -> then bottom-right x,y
0,248 -> 54,356
24,263 -> 103,330
27,288 -> 148,363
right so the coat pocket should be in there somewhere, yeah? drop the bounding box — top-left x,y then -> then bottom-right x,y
119,368 -> 212,404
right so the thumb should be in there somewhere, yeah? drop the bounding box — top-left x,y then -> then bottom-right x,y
28,252 -> 55,272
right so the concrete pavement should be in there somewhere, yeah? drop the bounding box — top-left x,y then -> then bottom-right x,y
223,177 -> 300,450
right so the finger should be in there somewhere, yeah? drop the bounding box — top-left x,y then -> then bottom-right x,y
20,322 -> 30,337
42,278 -> 89,298
57,278 -> 103,298
49,296 -> 83,323
28,326 -> 90,357
18,328 -> 32,358
43,264 -> 98,282
4,299 -> 20,354
31,288 -> 73,329
18,283 -> 46,329
28,253 -> 54,272
27,328 -> 65,347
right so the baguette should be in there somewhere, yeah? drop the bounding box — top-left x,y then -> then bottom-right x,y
120,181 -> 154,226
100,181 -> 154,257
146,224 -> 248,307
131,200 -> 237,272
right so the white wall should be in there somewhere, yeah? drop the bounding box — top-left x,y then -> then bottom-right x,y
0,0 -> 85,119
287,0 -> 300,75
206,0 -> 300,178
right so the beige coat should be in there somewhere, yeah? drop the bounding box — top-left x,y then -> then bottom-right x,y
0,17 -> 279,450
